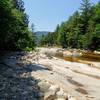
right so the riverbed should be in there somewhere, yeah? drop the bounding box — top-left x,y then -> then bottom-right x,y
1,48 -> 100,100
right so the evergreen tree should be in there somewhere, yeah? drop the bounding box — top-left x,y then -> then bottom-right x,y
39,0 -> 100,51
31,23 -> 37,46
54,24 -> 60,45
80,0 -> 91,34
0,0 -> 35,51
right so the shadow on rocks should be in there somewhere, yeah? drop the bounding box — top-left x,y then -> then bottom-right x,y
0,52 -> 45,100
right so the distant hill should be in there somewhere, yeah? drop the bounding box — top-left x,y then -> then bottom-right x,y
35,31 -> 49,38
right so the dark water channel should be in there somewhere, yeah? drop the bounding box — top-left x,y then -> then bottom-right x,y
55,52 -> 100,62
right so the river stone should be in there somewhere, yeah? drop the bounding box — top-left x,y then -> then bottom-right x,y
72,51 -> 82,57
44,91 -> 56,100
68,94 -> 77,100
56,88 -> 68,99
56,88 -> 64,97
55,98 -> 66,100
38,81 -> 51,92
49,85 -> 60,93
63,51 -> 72,57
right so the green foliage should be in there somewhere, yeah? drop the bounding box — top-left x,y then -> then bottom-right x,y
57,22 -> 67,48
0,0 -> 35,51
40,35 -> 47,46
40,32 -> 55,47
40,0 -> 100,51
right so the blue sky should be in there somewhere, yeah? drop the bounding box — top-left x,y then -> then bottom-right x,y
23,0 -> 99,32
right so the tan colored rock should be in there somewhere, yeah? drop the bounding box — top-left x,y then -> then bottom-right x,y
63,51 -> 72,57
68,94 -> 77,100
55,98 -> 66,100
44,85 -> 60,100
41,62 -> 53,71
38,81 -> 51,92
49,85 -> 60,93
56,88 -> 68,99
44,91 -> 56,100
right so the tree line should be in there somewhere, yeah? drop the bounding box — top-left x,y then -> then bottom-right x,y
0,0 -> 35,51
40,0 -> 100,51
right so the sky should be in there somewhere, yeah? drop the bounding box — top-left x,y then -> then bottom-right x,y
23,0 -> 99,32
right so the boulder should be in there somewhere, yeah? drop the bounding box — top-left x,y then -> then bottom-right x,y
94,51 -> 100,54
42,63 -> 53,71
44,84 -> 60,100
56,88 -> 68,99
56,98 -> 67,100
63,51 -> 72,57
38,81 -> 51,92
49,85 -> 60,93
44,91 -> 56,100
68,94 -> 77,100
72,51 -> 82,57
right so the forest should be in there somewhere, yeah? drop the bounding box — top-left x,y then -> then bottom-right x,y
0,0 -> 100,51
0,0 -> 36,51
40,0 -> 100,51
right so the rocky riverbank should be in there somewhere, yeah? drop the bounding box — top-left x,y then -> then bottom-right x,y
0,51 -> 70,100
0,48 -> 100,100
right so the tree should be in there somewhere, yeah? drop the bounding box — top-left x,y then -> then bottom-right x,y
66,11 -> 81,48
0,0 -> 14,49
57,22 -> 67,48
85,2 -> 100,50
54,24 -> 60,45
31,23 -> 37,46
0,0 -> 35,51
40,35 -> 47,46
12,0 -> 29,27
80,0 -> 91,34
40,0 -> 100,51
